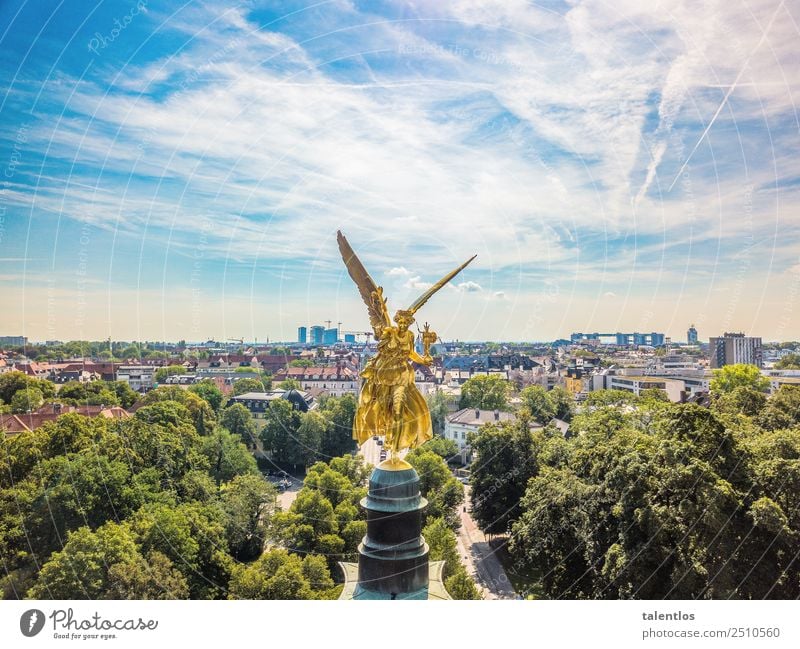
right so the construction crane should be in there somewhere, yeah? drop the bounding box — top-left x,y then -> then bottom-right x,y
324,320 -> 332,329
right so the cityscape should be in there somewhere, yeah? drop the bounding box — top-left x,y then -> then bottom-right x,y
2,321 -> 799,600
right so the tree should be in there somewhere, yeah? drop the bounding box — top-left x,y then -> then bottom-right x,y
131,501 -> 233,599
109,381 -> 138,408
519,385 -> 554,423
548,386 -> 575,421
219,474 -> 277,560
758,385 -> 800,430
233,377 -> 268,396
28,522 -> 139,599
0,371 -> 55,403
139,386 -> 216,435
154,365 -> 186,383
318,394 -> 356,459
710,363 -> 769,393
774,352 -> 800,369
326,454 -> 371,485
407,448 -> 464,528
459,375 -> 509,410
227,549 -> 334,600
122,414 -> 206,481
107,551 -> 190,599
189,380 -> 224,412
468,420 -> 540,534
421,436 -> 459,459
295,411 -> 326,467
10,387 -> 43,413
584,389 -> 638,407
712,385 -> 767,417
426,390 -> 450,435
290,359 -> 314,368
445,570 -> 482,600
503,396 -> 800,600
201,428 -> 259,484
220,403 -> 257,444
260,398 -> 301,464
135,400 -> 194,429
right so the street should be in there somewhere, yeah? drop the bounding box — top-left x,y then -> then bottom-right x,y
276,475 -> 301,510
358,435 -> 385,466
456,486 -> 518,600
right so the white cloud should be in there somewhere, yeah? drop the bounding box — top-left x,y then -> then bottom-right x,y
458,281 -> 483,292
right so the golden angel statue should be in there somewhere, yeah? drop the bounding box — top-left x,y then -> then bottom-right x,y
337,231 -> 476,467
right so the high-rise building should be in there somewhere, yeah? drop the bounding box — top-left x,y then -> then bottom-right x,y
310,325 -> 325,345
344,333 -> 356,343
323,328 -> 339,344
687,324 -> 698,345
297,326 -> 307,344
709,332 -> 762,368
0,335 -> 27,346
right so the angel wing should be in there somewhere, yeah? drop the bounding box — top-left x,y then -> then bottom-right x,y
337,231 -> 391,337
406,254 -> 477,315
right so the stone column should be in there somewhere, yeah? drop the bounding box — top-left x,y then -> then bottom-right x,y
355,464 -> 430,599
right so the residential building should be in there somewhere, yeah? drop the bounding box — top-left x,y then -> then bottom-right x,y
709,332 -> 763,368
647,353 -> 701,374
607,375 -> 684,401
444,408 -> 542,463
116,365 -> 156,392
273,365 -> 359,397
227,389 -> 315,419
687,324 -> 698,345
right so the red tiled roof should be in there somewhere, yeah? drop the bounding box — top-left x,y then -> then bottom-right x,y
0,414 -> 31,434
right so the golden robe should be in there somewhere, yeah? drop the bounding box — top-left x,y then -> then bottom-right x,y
353,326 -> 433,453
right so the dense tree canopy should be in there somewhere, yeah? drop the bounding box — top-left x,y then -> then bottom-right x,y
465,386 -> 800,599
220,403 -> 257,444
189,379 -> 224,412
0,390 -> 277,600
710,363 -> 770,393
232,377 -> 268,396
426,390 -> 450,435
0,371 -> 56,404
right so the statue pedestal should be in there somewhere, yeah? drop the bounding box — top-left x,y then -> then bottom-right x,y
354,465 -> 431,599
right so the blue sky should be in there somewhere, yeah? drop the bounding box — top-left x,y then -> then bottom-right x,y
1,0 -> 798,342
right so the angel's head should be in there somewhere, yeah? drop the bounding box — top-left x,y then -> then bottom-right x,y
393,309 -> 415,331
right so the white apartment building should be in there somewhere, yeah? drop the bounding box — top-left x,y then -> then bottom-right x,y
116,365 -> 156,392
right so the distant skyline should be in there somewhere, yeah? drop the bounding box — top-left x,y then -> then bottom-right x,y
2,1 -> 799,342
